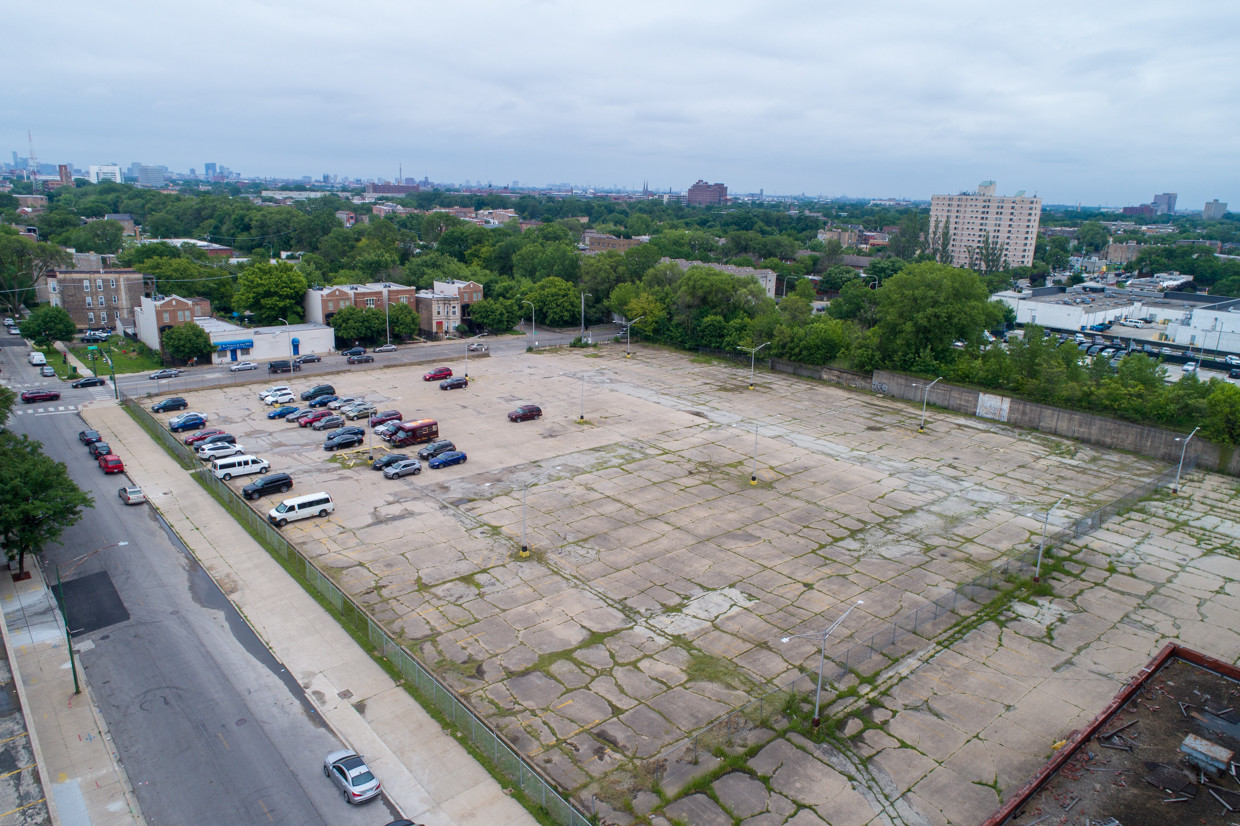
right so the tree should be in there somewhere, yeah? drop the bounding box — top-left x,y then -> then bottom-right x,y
927,217 -> 952,264
469,297 -> 521,332
965,232 -> 1007,276
1203,382 -> 1240,445
524,276 -> 579,327
20,305 -> 75,344
886,211 -> 925,260
625,292 -> 666,336
70,220 -> 124,254
161,322 -> 213,364
872,262 -> 1005,366
0,432 -> 93,574
386,302 -> 419,339
1076,221 -> 1109,254
232,261 -> 307,325
0,229 -> 71,316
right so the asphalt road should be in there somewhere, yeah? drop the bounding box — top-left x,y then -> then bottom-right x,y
2,336 -> 396,825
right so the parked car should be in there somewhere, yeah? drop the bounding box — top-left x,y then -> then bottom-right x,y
327,396 -> 358,411
199,433 -> 237,447
294,354 -> 322,365
298,410 -> 332,427
1183,362 -> 1199,374
417,440 -> 456,461
261,385 -> 293,400
383,459 -> 422,479
374,343 -> 397,353
341,347 -> 367,357
78,429 -> 102,445
268,405 -> 300,419
152,397 -> 189,413
229,361 -> 258,372
347,354 -> 374,364
88,441 -> 112,459
308,394 -> 338,409
72,376 -> 107,388
467,342 -> 487,352
149,368 -> 182,380
184,428 -> 225,445
98,454 -> 125,474
20,389 -> 61,403
311,415 -> 345,431
440,376 -> 468,391
169,413 -> 208,432
423,367 -> 452,381
284,407 -> 311,421
267,360 -> 299,374
369,410 -> 402,428
39,365 -> 57,377
242,472 -> 293,500
326,426 -> 366,440
196,442 -> 244,460
1230,368 -> 1240,379
373,421 -> 401,440
300,384 -> 336,401
372,453 -> 410,470
428,450 -> 467,469
344,402 -> 377,420
323,750 -> 381,805
118,485 -> 146,505
324,432 -> 365,451
508,404 -> 542,422
265,391 -> 296,405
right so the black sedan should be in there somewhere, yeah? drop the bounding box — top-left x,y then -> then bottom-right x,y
341,347 -> 366,357
440,376 -> 469,390
78,429 -> 102,445
294,354 -> 322,364
347,354 -> 374,364
372,453 -> 410,470
72,376 -> 107,388
325,426 -> 366,441
152,397 -> 189,413
324,432 -> 365,451
88,441 -> 112,459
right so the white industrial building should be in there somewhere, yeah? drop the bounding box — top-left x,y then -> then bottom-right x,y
134,295 -> 335,365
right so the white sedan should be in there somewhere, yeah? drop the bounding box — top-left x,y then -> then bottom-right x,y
229,361 -> 258,372
265,390 -> 296,405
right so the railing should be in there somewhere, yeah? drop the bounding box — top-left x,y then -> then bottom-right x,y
123,399 -> 592,826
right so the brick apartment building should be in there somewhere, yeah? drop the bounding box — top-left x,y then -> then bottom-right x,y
40,268 -> 148,329
303,282 -> 421,326
928,181 -> 1042,269
687,180 -> 728,206
581,231 -> 644,252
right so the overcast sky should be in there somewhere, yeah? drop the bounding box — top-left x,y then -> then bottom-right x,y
5,1 -> 1238,208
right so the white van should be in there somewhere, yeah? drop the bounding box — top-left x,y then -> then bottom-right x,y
210,455 -> 270,481
28,352 -> 46,366
268,492 -> 333,527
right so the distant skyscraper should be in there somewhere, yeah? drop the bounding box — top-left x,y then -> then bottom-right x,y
928,181 -> 1042,269
88,164 -> 123,184
687,179 -> 728,206
1153,192 -> 1177,214
204,162 -> 217,179
137,165 -> 167,188
1204,199 -> 1228,220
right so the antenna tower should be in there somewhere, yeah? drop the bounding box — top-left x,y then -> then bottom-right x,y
27,130 -> 41,194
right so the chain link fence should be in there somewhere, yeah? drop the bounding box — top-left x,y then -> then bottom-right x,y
123,398 -> 593,826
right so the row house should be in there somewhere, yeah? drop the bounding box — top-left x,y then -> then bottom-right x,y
415,290 -> 461,339
134,294 -> 213,349
40,268 -> 148,329
432,279 -> 483,327
303,282 -> 421,325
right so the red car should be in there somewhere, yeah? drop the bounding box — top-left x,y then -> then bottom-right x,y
508,404 -> 542,422
423,367 -> 452,381
298,410 -> 332,427
20,389 -> 61,403
98,454 -> 125,474
369,410 -> 402,428
184,428 -> 225,445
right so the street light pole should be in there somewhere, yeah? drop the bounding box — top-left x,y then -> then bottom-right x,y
519,469 -> 558,558
751,421 -> 759,485
622,316 -> 645,358
523,300 -> 536,349
738,342 -> 770,390
780,600 -> 863,728
1173,426 -> 1200,495
916,376 -> 943,433
580,292 -> 591,341
277,317 -> 292,361
1034,494 -> 1069,583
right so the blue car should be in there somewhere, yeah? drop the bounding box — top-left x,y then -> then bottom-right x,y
428,450 -> 467,469
169,413 -> 207,432
308,394 -> 338,408
268,405 -> 299,419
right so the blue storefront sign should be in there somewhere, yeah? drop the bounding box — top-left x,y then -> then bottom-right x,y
215,339 -> 254,351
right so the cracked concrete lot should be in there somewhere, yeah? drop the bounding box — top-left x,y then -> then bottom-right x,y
152,345 -> 1235,825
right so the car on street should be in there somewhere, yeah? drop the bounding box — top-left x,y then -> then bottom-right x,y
347,354 -> 374,364
369,410 -> 402,428
268,405 -> 300,419
1227,355 -> 1240,367
417,440 -> 456,461
1183,361 -> 1199,374
72,376 -> 107,388
298,410 -> 333,427
118,485 -> 146,505
184,428 -> 225,445
383,459 -> 422,479
169,413 -> 208,432
196,442 -> 244,460
7,326 -> 21,335
344,402 -> 376,420
300,384 -> 336,401
242,472 -> 294,500
372,453 -> 410,470
152,397 -> 188,413
341,347 -> 367,357
81,332 -> 108,343
40,365 -> 57,377
311,414 -> 345,431
294,354 -> 321,365
98,454 -> 125,474
20,389 -> 61,403
78,429 -> 102,445
1230,368 -> 1240,379
440,376 -> 468,390
508,404 -> 542,422
423,367 -> 452,381
374,343 -> 397,353
265,390 -> 296,405
229,361 -> 258,372
149,368 -> 182,380
428,450 -> 467,469
327,396 -> 358,410
323,750 -> 382,805
467,342 -> 487,352
88,441 -> 113,459
324,432 -> 365,451
308,394 -> 338,408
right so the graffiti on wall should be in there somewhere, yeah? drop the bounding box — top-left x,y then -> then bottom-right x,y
976,393 -> 1010,422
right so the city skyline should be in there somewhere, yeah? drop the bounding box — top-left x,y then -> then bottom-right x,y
4,1 -> 1237,208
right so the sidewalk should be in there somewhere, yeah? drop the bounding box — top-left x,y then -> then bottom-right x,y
77,399 -> 537,826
